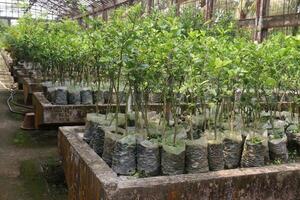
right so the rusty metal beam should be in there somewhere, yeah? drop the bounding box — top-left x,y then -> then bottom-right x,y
239,13 -> 300,29
73,0 -> 130,19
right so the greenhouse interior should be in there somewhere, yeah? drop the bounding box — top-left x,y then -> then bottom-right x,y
1,0 -> 300,199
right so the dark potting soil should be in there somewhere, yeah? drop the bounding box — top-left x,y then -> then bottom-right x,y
54,87 -> 68,105
102,132 -> 123,167
289,132 -> 300,154
187,126 -> 203,140
137,139 -> 160,177
89,125 -> 106,156
46,87 -> 56,103
208,141 -> 224,171
241,139 -> 266,167
67,89 -> 81,105
223,135 -> 243,169
185,138 -> 209,173
84,113 -> 109,143
268,136 -> 288,163
161,144 -> 185,175
112,135 -> 137,175
80,88 -> 93,105
93,90 -> 105,104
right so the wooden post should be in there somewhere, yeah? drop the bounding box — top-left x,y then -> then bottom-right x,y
205,0 -> 214,20
255,0 -> 269,43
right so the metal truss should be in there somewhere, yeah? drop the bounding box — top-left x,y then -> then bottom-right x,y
0,0 -> 119,20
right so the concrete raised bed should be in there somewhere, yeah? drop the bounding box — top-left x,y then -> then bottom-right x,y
58,126 -> 300,200
33,92 -> 103,129
15,69 -> 29,89
33,92 -> 164,129
23,77 -> 43,105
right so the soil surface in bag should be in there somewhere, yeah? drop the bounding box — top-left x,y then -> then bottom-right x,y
93,90 -> 105,104
137,139 -> 160,177
81,88 -> 93,105
185,138 -> 209,173
208,140 -> 224,171
285,124 -> 299,149
161,143 -> 185,175
84,114 -> 106,143
223,133 -> 243,169
54,86 -> 68,105
112,134 -> 137,175
89,124 -> 106,156
241,136 -> 266,167
67,87 -> 81,105
102,131 -> 122,167
268,135 -> 288,162
290,132 -> 300,154
46,86 -> 56,103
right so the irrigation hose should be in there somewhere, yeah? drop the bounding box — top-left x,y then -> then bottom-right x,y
6,87 -> 33,115
0,53 -> 27,115
10,100 -> 33,109
7,89 -> 25,115
9,89 -> 33,109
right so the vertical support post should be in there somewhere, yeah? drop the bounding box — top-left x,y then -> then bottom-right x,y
255,0 -> 269,43
147,0 -> 153,13
205,0 -> 214,21
102,10 -> 108,21
175,0 -> 180,16
292,0 -> 300,35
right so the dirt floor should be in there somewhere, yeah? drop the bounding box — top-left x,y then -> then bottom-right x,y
0,58 -> 67,200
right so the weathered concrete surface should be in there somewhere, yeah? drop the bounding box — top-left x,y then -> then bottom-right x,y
58,126 -> 118,200
0,54 -> 13,90
23,78 -> 43,105
59,126 -> 300,200
15,70 -> 29,89
33,92 -> 103,129
33,92 -> 165,129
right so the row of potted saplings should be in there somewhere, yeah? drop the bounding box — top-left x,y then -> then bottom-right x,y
41,82 -> 166,106
11,61 -> 297,108
82,111 -> 297,177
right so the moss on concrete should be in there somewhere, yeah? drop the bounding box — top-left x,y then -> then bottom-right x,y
20,159 -> 67,200
13,130 -> 57,148
20,160 -> 48,200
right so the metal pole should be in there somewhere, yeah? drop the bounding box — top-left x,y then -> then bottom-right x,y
205,0 -> 214,20
255,0 -> 269,42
